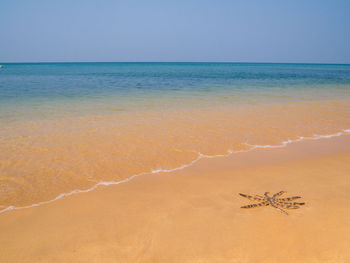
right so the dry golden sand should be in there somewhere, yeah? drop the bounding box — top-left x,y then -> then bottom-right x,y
0,135 -> 350,263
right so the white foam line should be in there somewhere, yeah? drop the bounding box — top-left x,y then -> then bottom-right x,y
1,129 -> 349,215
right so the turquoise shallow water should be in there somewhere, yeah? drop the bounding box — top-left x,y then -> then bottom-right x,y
1,62 -> 350,121
0,62 -> 350,209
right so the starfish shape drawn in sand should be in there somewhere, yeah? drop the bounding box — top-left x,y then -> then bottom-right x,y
239,191 -> 305,215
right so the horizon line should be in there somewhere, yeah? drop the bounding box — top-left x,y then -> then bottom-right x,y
1,61 -> 350,65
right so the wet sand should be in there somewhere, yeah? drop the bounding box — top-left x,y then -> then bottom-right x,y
1,100 -> 349,209
0,135 -> 350,263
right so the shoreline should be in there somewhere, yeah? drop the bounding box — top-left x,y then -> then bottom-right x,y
1,129 -> 349,215
0,131 -> 350,262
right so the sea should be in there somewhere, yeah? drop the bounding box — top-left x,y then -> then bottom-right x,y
0,62 -> 349,212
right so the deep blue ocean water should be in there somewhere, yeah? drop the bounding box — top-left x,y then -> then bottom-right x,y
1,62 -> 350,121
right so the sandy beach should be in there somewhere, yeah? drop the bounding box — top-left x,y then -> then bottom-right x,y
1,0 -> 350,261
1,134 -> 349,263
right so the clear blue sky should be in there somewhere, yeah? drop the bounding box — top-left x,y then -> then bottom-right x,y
1,0 -> 349,63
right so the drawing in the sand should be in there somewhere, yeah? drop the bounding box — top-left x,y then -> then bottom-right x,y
239,191 -> 305,215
